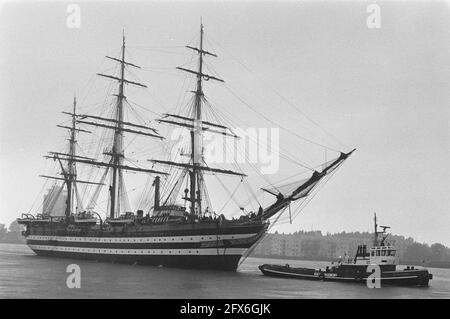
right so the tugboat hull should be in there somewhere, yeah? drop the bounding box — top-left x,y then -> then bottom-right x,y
259,264 -> 322,281
259,264 -> 432,287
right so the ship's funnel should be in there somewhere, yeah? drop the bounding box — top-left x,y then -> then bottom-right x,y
153,176 -> 160,210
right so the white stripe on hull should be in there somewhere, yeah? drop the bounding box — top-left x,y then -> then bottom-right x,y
264,269 -> 420,281
27,233 -> 257,244
29,244 -> 247,256
328,275 -> 420,280
264,269 -> 318,278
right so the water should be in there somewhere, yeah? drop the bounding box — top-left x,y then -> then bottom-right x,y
1,243 -> 449,299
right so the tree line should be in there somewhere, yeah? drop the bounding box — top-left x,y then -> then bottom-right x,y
0,221 -> 26,244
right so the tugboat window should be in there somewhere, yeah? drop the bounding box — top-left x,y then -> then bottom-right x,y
381,250 -> 386,256
376,250 -> 380,256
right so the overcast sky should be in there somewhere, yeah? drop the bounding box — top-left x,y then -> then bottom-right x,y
0,1 -> 448,246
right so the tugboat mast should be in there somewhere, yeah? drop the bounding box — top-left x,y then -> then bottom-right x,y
373,213 -> 391,246
373,213 -> 378,246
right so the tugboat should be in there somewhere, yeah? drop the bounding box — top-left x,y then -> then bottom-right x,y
259,214 -> 433,286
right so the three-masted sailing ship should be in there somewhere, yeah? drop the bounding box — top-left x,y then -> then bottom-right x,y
18,25 -> 354,270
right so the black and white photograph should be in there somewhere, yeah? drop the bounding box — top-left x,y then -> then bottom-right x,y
0,0 -> 449,304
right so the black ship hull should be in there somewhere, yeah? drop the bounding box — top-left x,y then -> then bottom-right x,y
259,264 -> 432,287
32,249 -> 242,270
25,222 -> 268,271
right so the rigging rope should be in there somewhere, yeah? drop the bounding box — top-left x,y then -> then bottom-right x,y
87,166 -> 109,210
222,84 -> 341,153
207,36 -> 350,151
237,206 -> 288,268
217,179 -> 242,215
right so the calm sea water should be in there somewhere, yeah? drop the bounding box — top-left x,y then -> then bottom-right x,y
0,243 -> 449,299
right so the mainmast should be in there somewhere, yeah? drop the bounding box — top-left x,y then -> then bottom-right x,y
190,23 -> 204,216
109,33 -> 126,219
182,23 -> 227,217
152,23 -> 246,218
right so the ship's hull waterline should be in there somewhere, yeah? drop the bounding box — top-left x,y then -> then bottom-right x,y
25,223 -> 267,270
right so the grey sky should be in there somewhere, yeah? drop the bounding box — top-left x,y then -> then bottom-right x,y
0,1 -> 448,245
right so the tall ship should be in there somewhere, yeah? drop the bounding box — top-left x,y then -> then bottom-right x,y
17,25 -> 354,271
